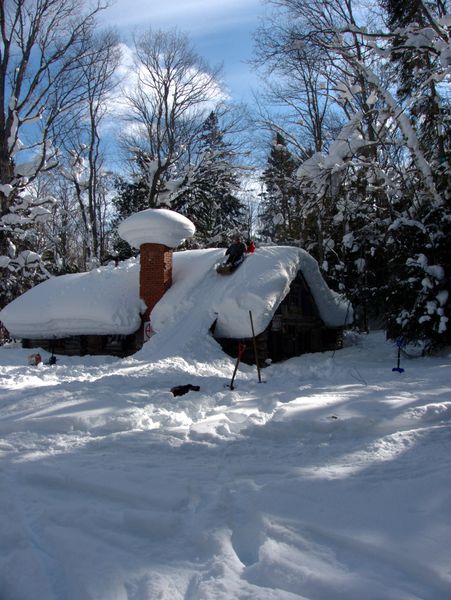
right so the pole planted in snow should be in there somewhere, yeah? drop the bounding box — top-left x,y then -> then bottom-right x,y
229,342 -> 246,390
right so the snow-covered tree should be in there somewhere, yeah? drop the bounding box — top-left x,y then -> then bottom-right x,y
56,30 -> 121,269
256,0 -> 450,345
111,173 -> 156,259
162,111 -> 246,245
259,133 -> 303,243
121,29 -> 223,209
378,0 -> 451,346
0,0 -> 110,307
254,11 -> 338,155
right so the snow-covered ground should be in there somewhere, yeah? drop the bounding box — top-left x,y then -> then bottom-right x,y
1,331 -> 450,600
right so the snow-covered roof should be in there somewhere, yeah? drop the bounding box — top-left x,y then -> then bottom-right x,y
0,247 -> 352,342
0,260 -> 144,339
118,208 -> 195,249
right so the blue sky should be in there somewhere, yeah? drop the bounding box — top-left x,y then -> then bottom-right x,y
102,0 -> 265,104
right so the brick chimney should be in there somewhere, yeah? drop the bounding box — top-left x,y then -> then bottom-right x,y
139,243 -> 173,321
118,208 -> 195,325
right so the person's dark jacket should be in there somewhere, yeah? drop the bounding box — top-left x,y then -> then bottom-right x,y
225,240 -> 247,265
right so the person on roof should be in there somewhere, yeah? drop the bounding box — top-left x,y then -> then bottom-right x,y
246,239 -> 256,253
225,236 -> 247,267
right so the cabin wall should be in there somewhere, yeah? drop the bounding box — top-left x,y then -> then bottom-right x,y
215,332 -> 269,366
22,331 -> 142,358
214,272 -> 343,365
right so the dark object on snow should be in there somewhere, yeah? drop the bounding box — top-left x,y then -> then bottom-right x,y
392,336 -> 406,373
216,236 -> 247,275
48,355 -> 57,365
28,353 -> 42,365
216,255 -> 245,275
225,237 -> 246,267
228,342 -> 246,390
170,384 -> 200,397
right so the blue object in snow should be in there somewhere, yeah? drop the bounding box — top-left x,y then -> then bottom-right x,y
392,339 -> 405,373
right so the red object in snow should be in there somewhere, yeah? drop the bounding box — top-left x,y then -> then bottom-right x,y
28,353 -> 42,366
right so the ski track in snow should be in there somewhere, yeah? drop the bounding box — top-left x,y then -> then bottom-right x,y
0,331 -> 451,600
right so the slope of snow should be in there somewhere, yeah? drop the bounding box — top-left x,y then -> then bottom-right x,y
0,247 -> 351,342
0,331 -> 450,600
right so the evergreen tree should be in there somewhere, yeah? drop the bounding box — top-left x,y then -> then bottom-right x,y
110,173 -> 155,259
112,112 -> 246,252
259,133 -> 302,243
166,111 -> 245,245
380,0 -> 451,347
383,0 -> 438,96
383,0 -> 449,167
257,0 -> 450,347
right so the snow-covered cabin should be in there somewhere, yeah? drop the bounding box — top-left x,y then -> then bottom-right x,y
0,209 -> 352,363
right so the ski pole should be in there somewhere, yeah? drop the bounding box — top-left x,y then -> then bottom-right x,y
229,342 -> 246,390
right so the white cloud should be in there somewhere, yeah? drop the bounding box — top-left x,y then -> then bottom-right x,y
102,43 -> 228,139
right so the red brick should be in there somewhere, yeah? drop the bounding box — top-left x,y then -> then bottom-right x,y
139,243 -> 173,320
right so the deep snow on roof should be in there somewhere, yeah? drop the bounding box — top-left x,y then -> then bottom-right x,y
0,247 -> 352,343
118,208 -> 195,249
0,259 -> 144,339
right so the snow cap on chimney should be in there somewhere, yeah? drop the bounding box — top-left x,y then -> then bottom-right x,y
118,208 -> 195,249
